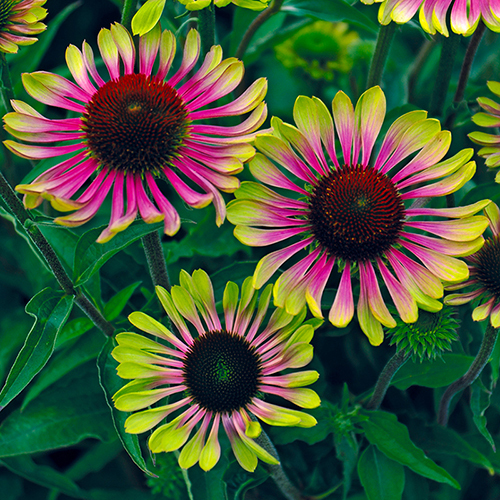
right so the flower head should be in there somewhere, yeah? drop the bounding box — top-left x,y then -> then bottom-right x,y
445,203 -> 500,327
361,0 -> 500,36
112,270 -> 321,472
227,87 -> 489,346
5,23 -> 267,242
0,0 -> 47,53
469,81 -> 500,174
275,21 -> 359,81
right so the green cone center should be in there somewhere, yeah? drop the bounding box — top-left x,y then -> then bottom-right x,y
307,164 -> 406,261
82,73 -> 189,174
182,330 -> 262,414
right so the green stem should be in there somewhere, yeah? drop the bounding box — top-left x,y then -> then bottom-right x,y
366,23 -> 397,89
0,170 -> 114,337
438,323 -> 498,426
142,230 -> 171,291
198,0 -> 215,56
429,32 -> 461,117
255,429 -> 307,500
121,0 -> 136,31
235,0 -> 284,60
0,53 -> 14,110
445,21 -> 486,129
366,349 -> 410,410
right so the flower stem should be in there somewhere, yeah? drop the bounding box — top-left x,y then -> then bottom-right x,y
255,429 -> 306,500
445,21 -> 486,129
198,0 -> 215,56
366,349 -> 410,410
438,323 -> 498,426
0,170 -> 114,337
121,0 -> 136,31
0,53 -> 14,110
142,230 -> 171,291
429,32 -> 461,117
235,0 -> 284,60
366,23 -> 397,89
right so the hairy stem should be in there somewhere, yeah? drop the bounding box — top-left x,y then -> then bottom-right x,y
438,323 -> 498,426
366,23 -> 397,89
235,0 -> 284,60
430,32 -> 460,117
121,0 -> 136,31
142,230 -> 171,290
198,0 -> 215,55
366,349 -> 410,410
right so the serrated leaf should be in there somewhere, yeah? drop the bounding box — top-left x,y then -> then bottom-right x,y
360,411 -> 460,489
391,354 -> 474,390
0,288 -> 73,410
0,362 -> 115,457
358,445 -> 404,500
104,281 -> 142,321
0,455 -> 86,499
73,221 -> 163,285
22,329 -> 105,409
97,337 -> 157,477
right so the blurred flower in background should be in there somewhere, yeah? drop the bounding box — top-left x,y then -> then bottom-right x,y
112,270 -> 321,472
360,0 -> 500,36
0,0 -> 47,53
469,81 -> 500,173
228,86 -> 489,345
5,23 -> 267,242
274,21 -> 359,82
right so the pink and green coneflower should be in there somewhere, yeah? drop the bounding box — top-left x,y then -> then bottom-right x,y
469,81 -> 500,172
445,202 -> 500,327
227,86 -> 489,346
0,0 -> 47,53
360,0 -> 500,36
5,23 -> 267,242
112,270 -> 320,472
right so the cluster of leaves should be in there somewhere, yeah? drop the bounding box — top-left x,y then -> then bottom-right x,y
2,1 -> 500,500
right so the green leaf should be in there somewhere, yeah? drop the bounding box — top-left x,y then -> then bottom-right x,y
282,0 -> 377,34
391,354 -> 474,390
418,424 -> 494,473
97,337 -> 157,477
22,329 -> 106,409
470,381 -> 495,451
73,221 -> 163,286
187,454 -> 229,500
55,316 -> 94,348
0,455 -> 86,499
0,288 -> 73,410
224,462 -> 269,500
360,411 -> 460,489
104,281 -> 142,321
358,445 -> 405,500
0,362 -> 115,457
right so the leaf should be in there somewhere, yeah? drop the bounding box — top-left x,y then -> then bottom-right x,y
0,455 -> 86,499
97,337 -> 157,477
282,0 -> 377,34
187,454 -> 229,500
55,316 -> 94,348
22,329 -> 106,409
358,445 -> 405,500
73,221 -> 163,286
224,462 -> 269,500
104,281 -> 142,321
360,411 -> 460,489
470,381 -> 495,451
391,354 -> 474,390
0,288 -> 73,410
0,362 -> 115,457
418,423 -> 494,473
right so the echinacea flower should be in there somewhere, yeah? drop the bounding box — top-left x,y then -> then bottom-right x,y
112,270 -> 321,472
5,24 -> 267,243
227,86 -> 490,346
0,0 -> 47,53
360,0 -> 500,36
445,202 -> 500,327
469,81 -> 500,173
